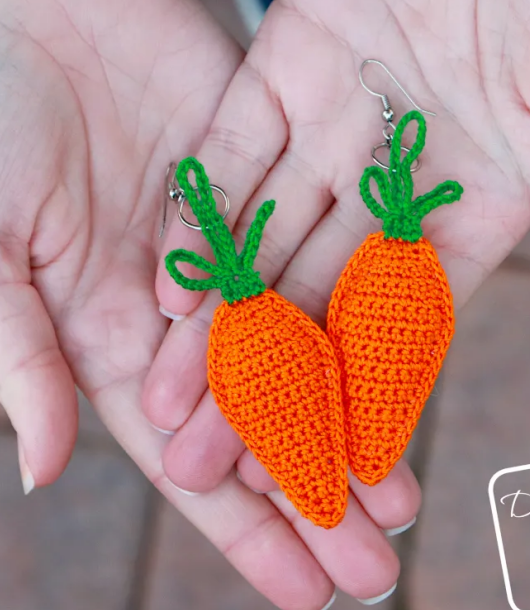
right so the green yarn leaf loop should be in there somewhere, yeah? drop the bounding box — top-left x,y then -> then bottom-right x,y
165,157 -> 274,304
359,110 -> 464,242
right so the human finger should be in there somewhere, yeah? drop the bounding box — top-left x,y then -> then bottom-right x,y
269,490 -> 400,602
155,62 -> 288,316
92,377 -> 336,610
237,450 -> 279,493
348,460 -> 421,531
0,282 -> 77,491
162,394 -> 245,493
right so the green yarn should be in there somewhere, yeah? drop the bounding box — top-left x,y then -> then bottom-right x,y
359,110 -> 464,242
165,157 -> 274,304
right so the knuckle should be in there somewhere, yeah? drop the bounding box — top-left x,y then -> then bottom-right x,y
207,125 -> 269,173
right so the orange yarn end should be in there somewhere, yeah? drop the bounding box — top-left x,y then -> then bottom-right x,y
208,289 -> 348,528
327,232 -> 454,486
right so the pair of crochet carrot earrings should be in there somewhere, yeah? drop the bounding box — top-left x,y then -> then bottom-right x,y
161,60 -> 464,529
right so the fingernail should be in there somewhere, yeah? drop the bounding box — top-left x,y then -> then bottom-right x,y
159,305 -> 186,321
235,470 -> 267,494
18,442 -> 35,495
384,516 -> 417,537
357,583 -> 397,606
320,590 -> 337,610
171,483 -> 200,496
150,422 -> 175,436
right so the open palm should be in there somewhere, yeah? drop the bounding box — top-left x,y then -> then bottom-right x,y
0,0 -> 329,603
146,0 -> 530,606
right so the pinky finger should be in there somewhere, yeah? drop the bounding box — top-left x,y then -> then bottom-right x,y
0,283 -> 78,492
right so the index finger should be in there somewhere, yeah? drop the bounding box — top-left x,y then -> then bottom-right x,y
156,64 -> 287,315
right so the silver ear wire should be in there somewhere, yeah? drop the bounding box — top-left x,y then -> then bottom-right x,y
359,59 -> 436,172
159,162 -> 179,238
359,59 -> 436,119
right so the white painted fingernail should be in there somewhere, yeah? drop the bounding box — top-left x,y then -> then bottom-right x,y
172,484 -> 200,496
320,590 -> 337,610
159,305 -> 186,321
235,470 -> 267,494
150,422 -> 175,436
357,583 -> 397,605
18,442 -> 35,495
384,516 -> 417,537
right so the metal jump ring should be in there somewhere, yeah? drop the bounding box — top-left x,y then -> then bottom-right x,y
177,185 -> 230,231
371,142 -> 421,173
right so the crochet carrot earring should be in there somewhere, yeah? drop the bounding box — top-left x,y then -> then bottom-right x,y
327,60 -> 464,486
163,157 -> 348,528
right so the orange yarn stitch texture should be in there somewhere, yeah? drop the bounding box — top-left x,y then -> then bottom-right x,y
209,289 -> 348,528
165,157 -> 348,528
326,110 -> 463,486
327,233 -> 454,486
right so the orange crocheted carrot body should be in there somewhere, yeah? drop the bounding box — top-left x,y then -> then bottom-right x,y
165,157 -> 348,528
209,289 -> 347,527
327,111 -> 464,486
328,233 -> 454,485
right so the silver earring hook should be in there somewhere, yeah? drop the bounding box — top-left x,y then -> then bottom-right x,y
359,59 -> 436,118
359,59 -> 435,173
159,162 -> 178,238
159,162 -> 230,238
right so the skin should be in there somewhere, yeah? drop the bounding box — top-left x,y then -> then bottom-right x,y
1,0 -> 529,608
149,0 -> 530,604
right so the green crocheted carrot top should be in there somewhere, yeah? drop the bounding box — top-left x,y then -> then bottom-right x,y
165,157 -> 274,304
359,110 -> 463,242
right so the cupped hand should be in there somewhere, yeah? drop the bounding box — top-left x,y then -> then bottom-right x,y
0,2 -> 350,609
0,0 -> 240,476
146,0 -> 530,604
